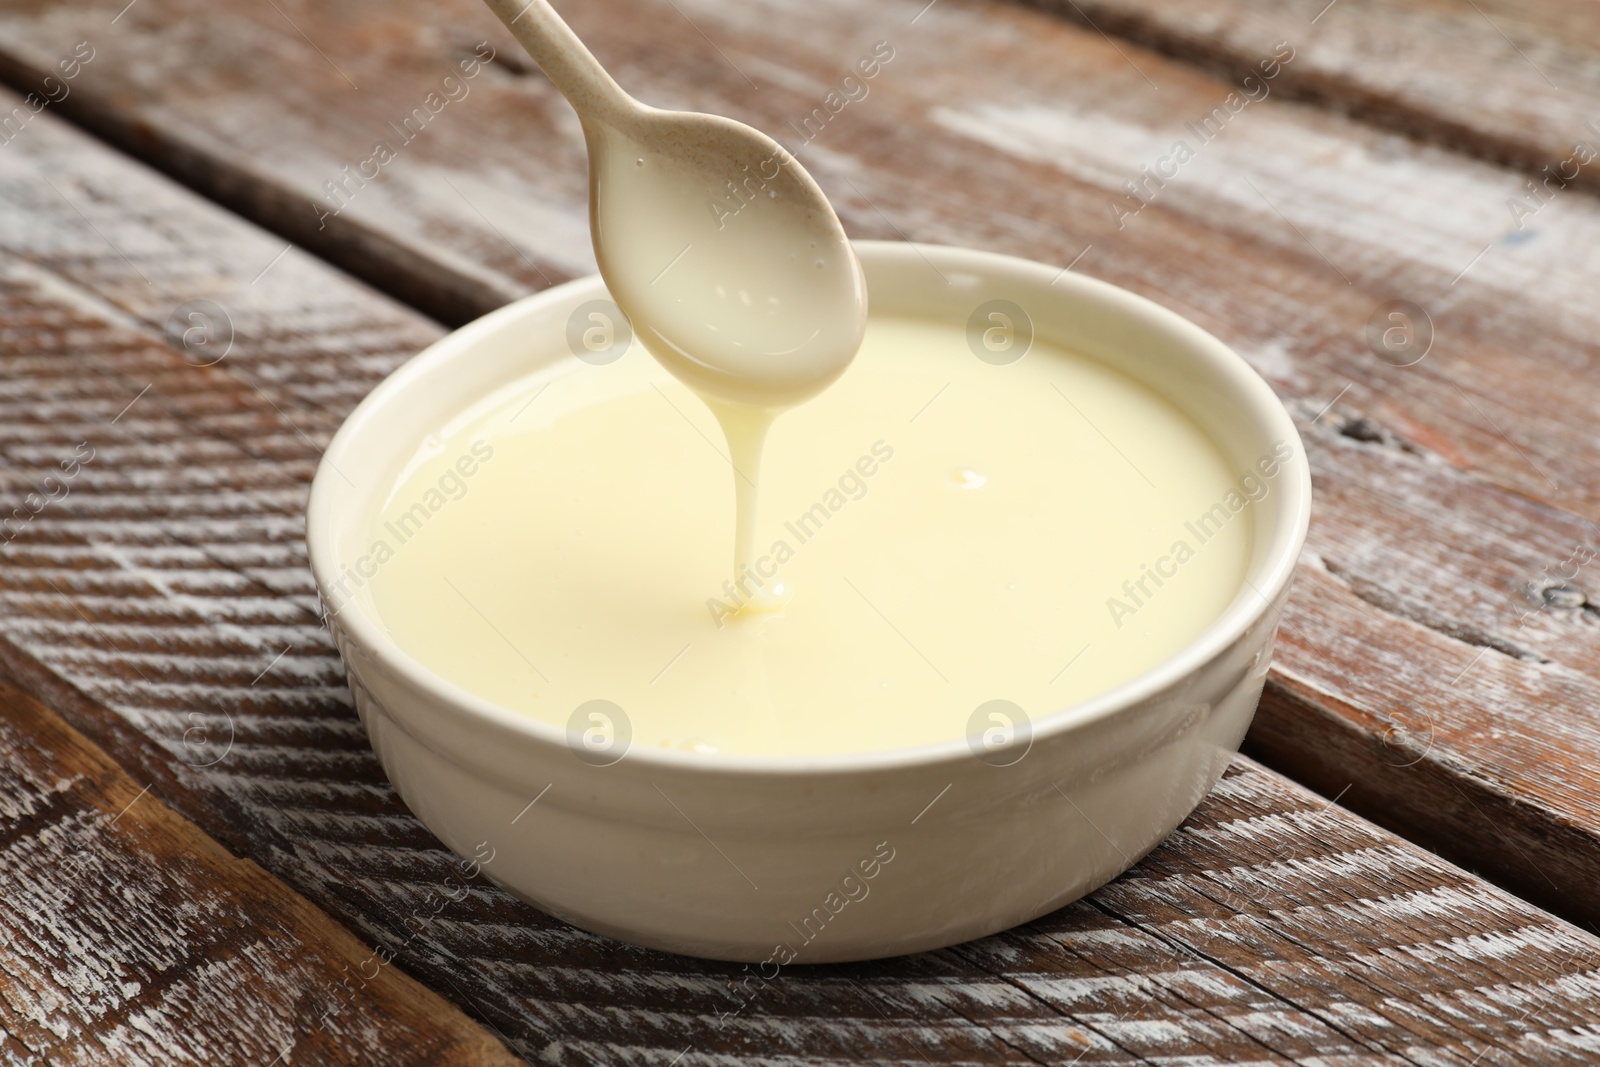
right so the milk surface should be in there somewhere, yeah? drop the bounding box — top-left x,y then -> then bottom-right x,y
366,316 -> 1250,757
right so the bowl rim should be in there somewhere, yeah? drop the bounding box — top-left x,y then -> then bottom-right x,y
307,240 -> 1310,778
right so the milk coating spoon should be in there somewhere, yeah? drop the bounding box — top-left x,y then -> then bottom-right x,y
481,0 -> 867,411
482,0 -> 868,612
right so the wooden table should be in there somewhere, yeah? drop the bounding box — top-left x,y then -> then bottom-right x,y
1,0 -> 1598,1062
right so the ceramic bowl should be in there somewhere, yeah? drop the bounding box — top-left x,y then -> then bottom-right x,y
307,241 -> 1310,963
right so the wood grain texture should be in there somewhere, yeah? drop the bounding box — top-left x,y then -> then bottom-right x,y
0,678 -> 520,1067
0,8 -> 1600,1067
1,85 -> 1600,1065
0,0 -> 1598,927
1015,0 -> 1600,197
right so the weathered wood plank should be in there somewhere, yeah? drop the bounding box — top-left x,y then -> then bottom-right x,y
0,0 -> 1598,929
3,88 -> 1600,1064
0,679 -> 520,1067
0,3 -> 576,326
1016,0 -> 1600,202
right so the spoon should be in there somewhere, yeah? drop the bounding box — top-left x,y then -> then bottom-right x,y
482,0 -> 868,411
483,0 -> 867,613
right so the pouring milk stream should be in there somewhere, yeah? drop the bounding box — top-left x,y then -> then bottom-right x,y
481,0 -> 869,614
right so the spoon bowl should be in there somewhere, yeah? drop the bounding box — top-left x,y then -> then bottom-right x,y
484,0 -> 867,408
588,110 -> 866,408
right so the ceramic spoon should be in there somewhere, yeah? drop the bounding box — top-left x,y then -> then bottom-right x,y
481,0 -> 868,411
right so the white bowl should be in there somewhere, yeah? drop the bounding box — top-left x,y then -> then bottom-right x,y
307,242 -> 1310,963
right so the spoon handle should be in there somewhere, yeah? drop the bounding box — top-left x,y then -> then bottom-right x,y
480,0 -> 636,127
